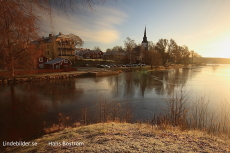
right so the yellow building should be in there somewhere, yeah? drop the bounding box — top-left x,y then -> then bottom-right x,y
37,32 -> 80,61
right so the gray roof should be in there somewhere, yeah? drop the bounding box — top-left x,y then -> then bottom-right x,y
44,58 -> 66,65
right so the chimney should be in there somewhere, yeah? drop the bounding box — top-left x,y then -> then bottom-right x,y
49,34 -> 53,37
59,32 -> 62,35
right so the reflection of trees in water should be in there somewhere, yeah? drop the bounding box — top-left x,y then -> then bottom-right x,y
0,85 -> 48,143
147,68 -> 200,96
0,79 -> 84,143
212,65 -> 218,73
20,79 -> 84,108
44,79 -> 84,108
123,72 -> 135,97
108,72 -> 137,98
93,77 -> 104,83
108,69 -> 202,98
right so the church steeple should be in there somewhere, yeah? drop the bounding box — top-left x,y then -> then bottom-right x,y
142,26 -> 148,43
142,26 -> 148,50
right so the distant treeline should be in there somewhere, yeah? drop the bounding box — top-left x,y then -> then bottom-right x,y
194,57 -> 230,64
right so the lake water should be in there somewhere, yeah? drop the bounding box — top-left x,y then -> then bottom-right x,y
1,64 -> 230,144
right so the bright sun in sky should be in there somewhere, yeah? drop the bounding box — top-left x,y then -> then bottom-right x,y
200,33 -> 230,58
220,43 -> 230,58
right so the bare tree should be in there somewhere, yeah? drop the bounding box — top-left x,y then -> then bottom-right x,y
175,45 -> 190,64
167,39 -> 178,63
0,1 -> 43,77
155,39 -> 169,65
124,37 -> 136,64
112,46 -> 124,53
0,0 -> 106,77
69,33 -> 84,47
144,42 -> 161,69
93,46 -> 101,51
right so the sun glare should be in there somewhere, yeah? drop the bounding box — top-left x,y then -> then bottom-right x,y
219,43 -> 230,58
217,34 -> 230,58
203,34 -> 230,58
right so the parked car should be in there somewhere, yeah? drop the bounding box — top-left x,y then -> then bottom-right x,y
97,65 -> 105,68
104,65 -> 110,68
131,64 -> 137,67
108,64 -> 114,68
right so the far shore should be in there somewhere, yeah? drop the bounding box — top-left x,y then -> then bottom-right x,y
0,64 -> 187,84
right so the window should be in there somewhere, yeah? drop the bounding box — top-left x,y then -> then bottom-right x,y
39,64 -> 44,68
64,59 -> 68,63
47,45 -> 49,49
39,57 -> 43,62
56,64 -> 60,69
47,51 -> 49,55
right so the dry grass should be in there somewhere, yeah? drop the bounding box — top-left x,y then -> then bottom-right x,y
3,122 -> 230,153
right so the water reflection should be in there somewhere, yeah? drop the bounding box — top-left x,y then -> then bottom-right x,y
0,79 -> 84,144
108,68 -> 201,99
212,65 -> 218,73
1,66 -> 226,144
0,85 -> 47,143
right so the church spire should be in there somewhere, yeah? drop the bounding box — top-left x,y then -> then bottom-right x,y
142,25 -> 148,43
142,25 -> 148,51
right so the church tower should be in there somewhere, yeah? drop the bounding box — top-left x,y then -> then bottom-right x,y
142,26 -> 148,51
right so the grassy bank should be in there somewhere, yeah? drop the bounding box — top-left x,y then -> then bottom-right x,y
3,122 -> 230,153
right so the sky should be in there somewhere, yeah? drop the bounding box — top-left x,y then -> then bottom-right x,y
41,0 -> 230,58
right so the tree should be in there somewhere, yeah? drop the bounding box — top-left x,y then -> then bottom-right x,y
167,39 -> 178,63
124,37 -> 136,64
93,46 -> 101,51
175,45 -> 190,64
106,48 -> 112,54
0,0 -> 105,78
0,1 -> 43,77
155,39 -> 168,54
69,33 -> 84,47
155,39 -> 169,65
144,42 -> 162,69
112,46 -> 124,53
180,45 -> 190,64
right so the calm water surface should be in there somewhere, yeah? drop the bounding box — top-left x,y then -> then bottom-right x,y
1,65 -> 230,143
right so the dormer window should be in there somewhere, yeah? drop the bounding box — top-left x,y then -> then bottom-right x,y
64,59 -> 68,63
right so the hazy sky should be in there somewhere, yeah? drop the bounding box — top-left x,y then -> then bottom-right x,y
42,0 -> 230,58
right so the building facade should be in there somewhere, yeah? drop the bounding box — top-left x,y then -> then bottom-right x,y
37,56 -> 48,69
75,48 -> 103,59
44,58 -> 72,69
33,33 -> 78,61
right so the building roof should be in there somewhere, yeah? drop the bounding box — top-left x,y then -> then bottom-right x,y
44,58 -> 67,65
31,33 -> 72,44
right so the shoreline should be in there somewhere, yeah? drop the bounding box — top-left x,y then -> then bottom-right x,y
0,65 -> 185,85
0,68 -> 120,85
